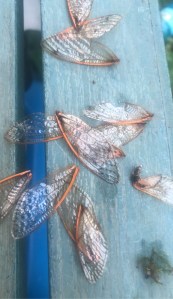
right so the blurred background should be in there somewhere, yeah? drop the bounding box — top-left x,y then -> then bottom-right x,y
161,0 -> 173,91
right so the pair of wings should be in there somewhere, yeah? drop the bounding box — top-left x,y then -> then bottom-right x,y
55,112 -> 123,184
58,183 -> 108,283
131,166 -> 173,206
84,102 -> 153,125
12,165 -> 79,238
5,111 -> 144,147
42,0 -> 121,65
0,165 -> 107,283
5,103 -> 152,145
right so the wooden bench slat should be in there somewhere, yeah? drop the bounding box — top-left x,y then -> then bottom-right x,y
41,0 -> 173,297
0,1 -> 23,298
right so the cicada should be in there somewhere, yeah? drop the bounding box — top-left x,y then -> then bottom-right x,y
0,170 -> 32,220
131,166 -> 173,205
42,0 -> 121,66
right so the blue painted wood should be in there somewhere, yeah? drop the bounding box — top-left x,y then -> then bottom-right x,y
41,0 -> 173,298
24,80 -> 50,299
0,1 -> 23,298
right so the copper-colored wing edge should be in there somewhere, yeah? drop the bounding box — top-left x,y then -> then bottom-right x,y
55,111 -> 124,161
41,31 -> 119,67
0,170 -> 32,184
54,165 -> 80,210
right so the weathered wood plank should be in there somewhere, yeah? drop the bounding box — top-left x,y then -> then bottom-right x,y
41,0 -> 173,298
0,1 -> 23,298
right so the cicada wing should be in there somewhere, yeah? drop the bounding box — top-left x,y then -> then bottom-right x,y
56,112 -> 123,184
67,0 -> 93,28
42,28 -> 119,66
12,165 -> 78,239
0,171 -> 32,221
76,207 -> 108,283
80,15 -> 122,39
131,167 -> 173,205
98,124 -> 145,147
58,184 -> 94,241
5,113 -> 61,144
84,103 -> 153,124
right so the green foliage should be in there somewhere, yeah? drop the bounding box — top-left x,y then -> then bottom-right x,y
165,38 -> 173,91
159,0 -> 173,92
137,241 -> 173,284
159,0 -> 173,8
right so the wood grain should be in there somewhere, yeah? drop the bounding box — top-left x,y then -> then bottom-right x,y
41,0 -> 173,297
0,1 -> 23,298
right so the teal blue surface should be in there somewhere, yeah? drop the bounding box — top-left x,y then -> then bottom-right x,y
41,0 -> 173,298
0,1 -> 23,298
24,80 -> 50,299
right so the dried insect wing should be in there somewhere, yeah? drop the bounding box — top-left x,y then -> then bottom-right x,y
80,15 -> 122,39
0,171 -> 32,220
58,183 -> 94,241
56,112 -> 124,184
5,113 -> 62,144
84,103 -> 153,124
58,188 -> 108,283
12,165 -> 79,239
76,205 -> 108,283
98,124 -> 145,147
42,1 -> 121,66
131,166 -> 173,205
67,0 -> 93,28
42,29 -> 119,66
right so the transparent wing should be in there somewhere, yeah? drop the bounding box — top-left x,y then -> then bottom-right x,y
58,183 -> 94,241
67,0 -> 93,27
80,15 -> 122,39
56,112 -> 124,184
5,113 -> 62,144
42,28 -> 119,66
0,171 -> 32,221
84,103 -> 153,124
77,206 -> 108,283
98,124 -> 145,147
131,166 -> 173,205
12,165 -> 78,239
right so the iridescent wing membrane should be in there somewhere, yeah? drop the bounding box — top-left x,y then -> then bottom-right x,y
76,205 -> 108,283
131,166 -> 173,205
56,112 -> 124,184
67,0 -> 93,28
12,165 -> 79,238
5,113 -> 62,144
58,184 -> 108,283
0,171 -> 32,220
42,0 -> 121,66
58,182 -> 94,241
98,124 -> 145,148
84,103 -> 153,124
42,30 -> 119,66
